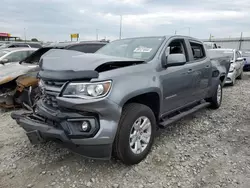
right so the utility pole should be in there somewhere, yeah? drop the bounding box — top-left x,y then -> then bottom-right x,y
96,29 -> 99,40
239,32 -> 243,50
119,15 -> 122,39
175,30 -> 177,35
24,28 -> 26,42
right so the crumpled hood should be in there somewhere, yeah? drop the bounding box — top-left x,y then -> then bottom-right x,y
0,63 -> 38,85
40,49 -> 145,72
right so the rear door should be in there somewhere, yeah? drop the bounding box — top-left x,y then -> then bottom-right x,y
186,40 -> 211,100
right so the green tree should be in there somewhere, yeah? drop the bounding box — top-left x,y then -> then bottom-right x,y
31,38 -> 38,42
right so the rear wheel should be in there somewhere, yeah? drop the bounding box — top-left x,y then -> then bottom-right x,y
113,103 -> 156,165
206,81 -> 222,109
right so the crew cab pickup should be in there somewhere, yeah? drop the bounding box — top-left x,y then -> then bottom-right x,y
12,36 -> 230,165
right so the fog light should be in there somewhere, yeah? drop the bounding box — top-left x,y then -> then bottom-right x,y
81,121 -> 90,132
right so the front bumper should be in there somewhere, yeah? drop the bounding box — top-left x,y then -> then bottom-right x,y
225,71 -> 236,84
12,98 -> 122,159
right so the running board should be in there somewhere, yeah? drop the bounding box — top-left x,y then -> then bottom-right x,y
159,102 -> 210,127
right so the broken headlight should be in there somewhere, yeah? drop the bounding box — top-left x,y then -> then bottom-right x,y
229,64 -> 235,72
62,80 -> 112,99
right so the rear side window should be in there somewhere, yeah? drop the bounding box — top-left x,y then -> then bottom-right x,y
68,44 -> 106,53
190,42 -> 206,60
6,51 -> 30,62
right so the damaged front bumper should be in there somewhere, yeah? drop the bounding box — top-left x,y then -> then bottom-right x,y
0,75 -> 39,109
12,98 -> 122,160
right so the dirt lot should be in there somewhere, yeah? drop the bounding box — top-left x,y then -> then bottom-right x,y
0,73 -> 250,188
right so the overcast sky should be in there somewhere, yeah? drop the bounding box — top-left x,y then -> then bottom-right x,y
0,0 -> 249,42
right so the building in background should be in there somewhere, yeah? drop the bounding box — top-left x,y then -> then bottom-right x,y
0,32 -> 20,41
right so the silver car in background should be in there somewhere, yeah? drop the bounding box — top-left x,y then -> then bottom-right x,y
0,48 -> 38,67
207,48 -> 244,86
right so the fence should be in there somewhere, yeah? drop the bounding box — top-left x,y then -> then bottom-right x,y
203,37 -> 250,51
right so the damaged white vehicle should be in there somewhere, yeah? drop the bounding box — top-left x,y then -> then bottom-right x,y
0,48 -> 37,67
0,48 -> 39,108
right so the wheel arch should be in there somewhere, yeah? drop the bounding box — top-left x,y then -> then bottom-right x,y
121,90 -> 161,121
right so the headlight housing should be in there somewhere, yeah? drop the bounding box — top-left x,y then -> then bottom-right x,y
62,80 -> 112,99
229,64 -> 235,72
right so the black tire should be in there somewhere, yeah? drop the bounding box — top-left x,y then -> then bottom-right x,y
206,81 -> 222,109
113,103 -> 156,165
237,71 -> 243,80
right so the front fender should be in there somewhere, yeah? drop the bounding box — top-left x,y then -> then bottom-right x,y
107,75 -> 162,108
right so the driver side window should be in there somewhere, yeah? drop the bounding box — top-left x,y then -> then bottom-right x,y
165,39 -> 188,61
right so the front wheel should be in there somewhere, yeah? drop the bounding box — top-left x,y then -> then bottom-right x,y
206,81 -> 222,109
113,103 -> 156,165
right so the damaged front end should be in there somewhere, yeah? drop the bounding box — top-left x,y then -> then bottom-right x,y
0,78 -> 18,108
0,74 -> 39,109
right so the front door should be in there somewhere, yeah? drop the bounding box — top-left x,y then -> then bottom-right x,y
160,38 -> 195,113
234,50 -> 244,77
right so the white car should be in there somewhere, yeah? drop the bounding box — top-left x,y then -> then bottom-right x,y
226,49 -> 244,85
0,48 -> 38,67
207,48 -> 244,86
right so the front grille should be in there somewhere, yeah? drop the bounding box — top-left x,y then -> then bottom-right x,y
44,81 -> 65,88
41,80 -> 65,109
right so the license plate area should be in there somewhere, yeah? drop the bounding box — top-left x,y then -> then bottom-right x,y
26,130 -> 44,144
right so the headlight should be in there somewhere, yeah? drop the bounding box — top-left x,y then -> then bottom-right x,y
62,80 -> 112,99
229,65 -> 235,72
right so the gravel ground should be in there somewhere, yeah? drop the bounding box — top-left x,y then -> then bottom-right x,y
0,73 -> 250,188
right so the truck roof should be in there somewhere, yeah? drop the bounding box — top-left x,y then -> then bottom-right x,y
111,35 -> 203,43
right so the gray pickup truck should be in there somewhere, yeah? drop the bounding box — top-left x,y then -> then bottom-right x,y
12,35 -> 230,165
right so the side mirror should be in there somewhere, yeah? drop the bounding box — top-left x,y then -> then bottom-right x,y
0,59 -> 8,64
236,57 -> 243,61
165,54 -> 186,67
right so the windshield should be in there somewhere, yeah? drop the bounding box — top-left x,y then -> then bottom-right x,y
242,51 -> 250,57
208,50 -> 234,59
0,50 -> 9,57
95,37 -> 165,60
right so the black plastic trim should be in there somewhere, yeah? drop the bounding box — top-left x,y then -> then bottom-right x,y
38,70 -> 99,81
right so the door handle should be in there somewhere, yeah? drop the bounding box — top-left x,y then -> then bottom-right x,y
205,65 -> 210,68
187,69 -> 193,73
